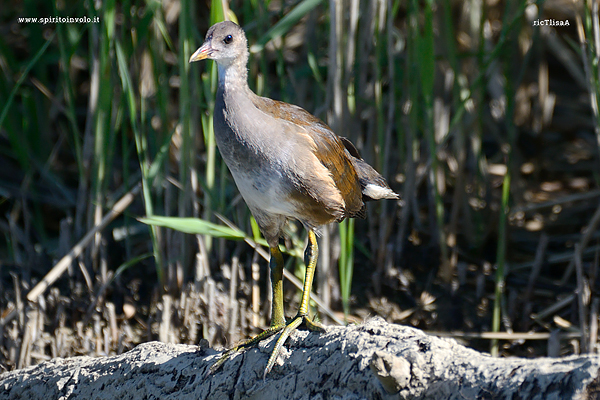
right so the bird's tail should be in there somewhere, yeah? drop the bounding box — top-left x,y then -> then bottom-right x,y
351,158 -> 399,201
339,137 -> 399,201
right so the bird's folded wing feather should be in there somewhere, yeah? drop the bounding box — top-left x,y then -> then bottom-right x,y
251,96 -> 365,218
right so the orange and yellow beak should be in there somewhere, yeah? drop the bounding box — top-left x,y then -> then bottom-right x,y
189,42 -> 211,63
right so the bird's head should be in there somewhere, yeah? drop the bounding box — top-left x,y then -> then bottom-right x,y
189,21 -> 248,67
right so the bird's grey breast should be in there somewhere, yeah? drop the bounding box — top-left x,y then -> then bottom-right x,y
213,88 -> 298,214
214,90 -> 266,170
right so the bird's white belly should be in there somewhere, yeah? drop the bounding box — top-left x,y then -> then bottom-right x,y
230,169 -> 298,218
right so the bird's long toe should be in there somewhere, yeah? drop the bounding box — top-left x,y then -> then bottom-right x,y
207,324 -> 286,376
263,314 -> 325,378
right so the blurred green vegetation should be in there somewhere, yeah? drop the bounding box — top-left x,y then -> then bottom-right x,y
1,0 -> 600,370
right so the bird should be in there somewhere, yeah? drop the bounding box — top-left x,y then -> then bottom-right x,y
189,21 -> 399,377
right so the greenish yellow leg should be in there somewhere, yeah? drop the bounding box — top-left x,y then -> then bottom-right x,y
206,245 -> 287,376
269,245 -> 286,327
299,230 -> 319,316
263,230 -> 325,377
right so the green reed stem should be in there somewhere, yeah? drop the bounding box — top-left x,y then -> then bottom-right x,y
338,218 -> 355,322
115,40 -> 163,285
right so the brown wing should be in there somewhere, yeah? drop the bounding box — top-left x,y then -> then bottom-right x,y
251,96 -> 365,219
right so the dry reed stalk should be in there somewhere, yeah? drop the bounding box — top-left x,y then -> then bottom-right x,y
17,308 -> 38,369
106,302 -> 117,347
206,278 -> 216,344
590,297 -> 599,353
159,294 -> 173,343
251,251 -> 260,329
525,233 -> 549,301
560,201 -> 600,284
227,255 -> 240,343
26,183 -> 142,302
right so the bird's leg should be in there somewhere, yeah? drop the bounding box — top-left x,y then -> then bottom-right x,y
269,245 -> 286,328
263,230 -> 325,377
206,246 -> 287,376
299,230 -> 322,325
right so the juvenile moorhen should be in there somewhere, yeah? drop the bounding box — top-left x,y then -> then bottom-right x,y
189,21 -> 398,377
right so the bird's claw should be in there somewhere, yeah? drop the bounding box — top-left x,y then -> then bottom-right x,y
206,315 -> 325,378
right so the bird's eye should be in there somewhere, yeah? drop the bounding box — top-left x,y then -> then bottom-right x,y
223,35 -> 233,44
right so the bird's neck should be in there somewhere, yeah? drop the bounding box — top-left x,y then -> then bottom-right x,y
217,59 -> 250,94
